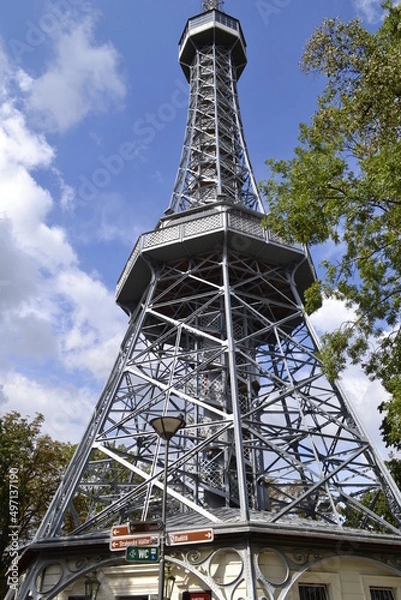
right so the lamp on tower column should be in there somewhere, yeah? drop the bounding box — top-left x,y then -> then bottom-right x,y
150,416 -> 186,600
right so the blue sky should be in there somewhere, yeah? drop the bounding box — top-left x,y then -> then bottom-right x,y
0,0 -> 397,458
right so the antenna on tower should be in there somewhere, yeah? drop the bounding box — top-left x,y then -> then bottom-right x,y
202,0 -> 224,11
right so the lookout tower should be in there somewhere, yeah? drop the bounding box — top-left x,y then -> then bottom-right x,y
15,3 -> 401,600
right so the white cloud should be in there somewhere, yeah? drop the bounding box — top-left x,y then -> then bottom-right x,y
0,101 -> 53,170
0,103 -> 76,279
353,0 -> 401,23
55,268 -> 126,380
354,0 -> 383,22
0,371 -> 98,442
0,164 -> 76,270
0,219 -> 38,310
0,14 -> 127,443
89,192 -> 144,244
310,296 -> 356,334
338,364 -> 389,457
310,298 -> 393,458
26,17 -> 126,133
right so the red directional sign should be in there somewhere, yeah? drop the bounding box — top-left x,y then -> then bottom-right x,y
167,528 -> 214,546
111,523 -> 130,538
182,592 -> 211,600
109,534 -> 160,552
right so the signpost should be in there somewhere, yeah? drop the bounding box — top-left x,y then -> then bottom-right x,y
111,521 -> 162,538
109,534 -> 160,552
110,524 -> 213,551
129,520 -> 162,534
126,546 -> 159,563
110,521 -> 163,552
111,523 -> 130,538
167,528 -> 214,546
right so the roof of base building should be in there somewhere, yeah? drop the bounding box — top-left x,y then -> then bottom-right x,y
165,507 -> 401,547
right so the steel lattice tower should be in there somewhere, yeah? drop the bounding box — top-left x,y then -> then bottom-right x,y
17,3 -> 401,599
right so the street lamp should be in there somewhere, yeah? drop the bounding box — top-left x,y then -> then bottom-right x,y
165,563 -> 176,600
150,416 -> 186,600
84,571 -> 101,600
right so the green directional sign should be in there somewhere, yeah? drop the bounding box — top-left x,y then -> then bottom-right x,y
126,546 -> 159,563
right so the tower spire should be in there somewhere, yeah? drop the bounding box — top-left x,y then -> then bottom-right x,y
203,0 -> 224,11
170,3 -> 262,212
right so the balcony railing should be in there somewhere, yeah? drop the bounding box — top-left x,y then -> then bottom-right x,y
179,11 -> 241,51
116,207 -> 304,298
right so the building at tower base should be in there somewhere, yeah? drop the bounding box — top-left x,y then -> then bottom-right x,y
16,516 -> 401,598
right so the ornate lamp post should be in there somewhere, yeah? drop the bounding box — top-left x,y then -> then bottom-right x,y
84,571 -> 101,600
165,563 -> 176,600
150,416 -> 186,600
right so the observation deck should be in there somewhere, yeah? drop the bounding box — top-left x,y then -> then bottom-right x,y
179,10 -> 247,81
116,203 -> 315,314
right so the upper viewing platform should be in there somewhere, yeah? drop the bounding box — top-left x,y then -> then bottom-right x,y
179,10 -> 247,81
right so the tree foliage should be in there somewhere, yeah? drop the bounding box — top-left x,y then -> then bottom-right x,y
0,412 -> 74,597
341,457 -> 401,529
261,1 -> 401,450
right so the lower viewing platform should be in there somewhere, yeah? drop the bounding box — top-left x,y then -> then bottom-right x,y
116,203 -> 315,314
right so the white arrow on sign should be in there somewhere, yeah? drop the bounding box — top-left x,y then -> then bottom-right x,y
111,523 -> 130,538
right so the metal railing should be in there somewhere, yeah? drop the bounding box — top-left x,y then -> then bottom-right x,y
116,207 -> 303,298
180,11 -> 240,51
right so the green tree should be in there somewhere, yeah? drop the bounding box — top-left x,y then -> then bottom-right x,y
0,412 -> 74,598
341,457 -> 401,529
261,1 -> 401,450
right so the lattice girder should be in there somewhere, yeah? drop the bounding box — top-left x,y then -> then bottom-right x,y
34,243 -> 401,542
170,41 -> 263,212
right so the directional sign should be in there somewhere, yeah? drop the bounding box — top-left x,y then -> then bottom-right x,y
111,520 -> 162,539
109,534 -> 160,552
167,528 -> 214,546
129,520 -> 163,534
111,523 -> 130,538
126,546 -> 159,563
